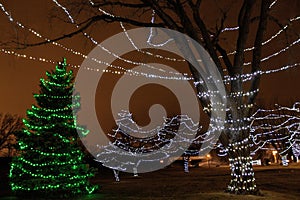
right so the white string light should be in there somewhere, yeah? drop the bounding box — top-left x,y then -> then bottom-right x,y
1,2 -> 297,190
225,16 -> 300,57
96,111 -> 204,173
0,1 -> 299,107
250,102 -> 300,157
221,26 -> 239,32
120,21 -> 182,62
0,2 -> 192,80
269,0 -> 278,9
55,0 -> 189,77
147,10 -> 174,47
243,38 -> 300,66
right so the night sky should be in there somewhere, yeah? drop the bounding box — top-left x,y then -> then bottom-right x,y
0,0 -> 300,119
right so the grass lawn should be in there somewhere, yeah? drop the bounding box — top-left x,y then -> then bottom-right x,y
1,161 -> 299,200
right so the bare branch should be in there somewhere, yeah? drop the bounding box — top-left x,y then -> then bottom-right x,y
91,1 -> 149,8
211,11 -> 227,45
247,0 -> 272,106
268,15 -> 299,42
142,0 -> 183,31
188,0 -> 225,77
0,113 -> 23,153
10,14 -> 164,49
173,0 -> 200,39
233,0 -> 255,74
216,43 -> 233,71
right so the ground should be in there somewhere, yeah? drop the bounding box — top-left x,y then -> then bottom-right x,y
0,160 -> 299,200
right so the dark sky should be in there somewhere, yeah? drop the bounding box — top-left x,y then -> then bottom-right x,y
0,0 -> 300,118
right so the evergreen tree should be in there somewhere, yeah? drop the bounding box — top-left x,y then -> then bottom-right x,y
9,58 -> 98,198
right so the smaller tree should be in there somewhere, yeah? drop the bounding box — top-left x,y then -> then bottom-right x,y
250,102 -> 300,165
9,58 -> 98,198
0,113 -> 23,157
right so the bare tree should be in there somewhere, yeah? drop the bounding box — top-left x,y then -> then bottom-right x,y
2,0 -> 299,195
250,102 -> 300,165
0,113 -> 23,157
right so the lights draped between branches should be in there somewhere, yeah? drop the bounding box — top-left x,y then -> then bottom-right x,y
1,1 -> 299,157
96,111 -> 204,173
250,102 -> 300,157
0,2 -> 299,84
217,102 -> 300,161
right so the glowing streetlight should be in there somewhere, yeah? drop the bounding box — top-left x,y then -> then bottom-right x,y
206,154 -> 211,168
272,150 -> 278,163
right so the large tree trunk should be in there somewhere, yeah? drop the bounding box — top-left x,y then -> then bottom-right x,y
225,0 -> 271,195
226,136 -> 259,195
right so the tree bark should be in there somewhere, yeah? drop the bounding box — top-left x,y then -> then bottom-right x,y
226,138 -> 259,194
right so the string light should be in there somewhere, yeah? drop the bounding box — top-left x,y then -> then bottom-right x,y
88,0 -> 300,75
147,10 -> 174,47
243,38 -> 300,66
221,26 -> 239,32
224,16 -> 300,57
292,143 -> 300,162
0,2 -> 88,61
269,0 -> 278,8
217,102 -> 300,159
96,111 -> 204,172
0,1 -> 297,195
1,2 -> 299,85
250,102 -> 300,158
1,1 -> 190,80
9,58 -> 98,197
55,0 -> 175,75
120,21 -> 182,62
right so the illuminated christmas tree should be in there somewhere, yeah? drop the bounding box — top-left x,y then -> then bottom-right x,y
9,58 -> 98,198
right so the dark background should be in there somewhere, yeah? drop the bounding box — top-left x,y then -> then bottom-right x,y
0,0 -> 299,119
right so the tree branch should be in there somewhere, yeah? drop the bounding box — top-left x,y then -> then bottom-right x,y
91,1 -> 149,8
10,14 -> 164,49
216,43 -> 233,71
189,0 -> 225,77
173,0 -> 201,41
142,0 -> 183,31
247,0 -> 272,106
233,0 -> 255,74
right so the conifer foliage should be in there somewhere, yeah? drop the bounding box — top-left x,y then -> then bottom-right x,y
9,58 -> 98,198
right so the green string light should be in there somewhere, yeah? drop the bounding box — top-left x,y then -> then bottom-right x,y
10,58 -> 98,198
